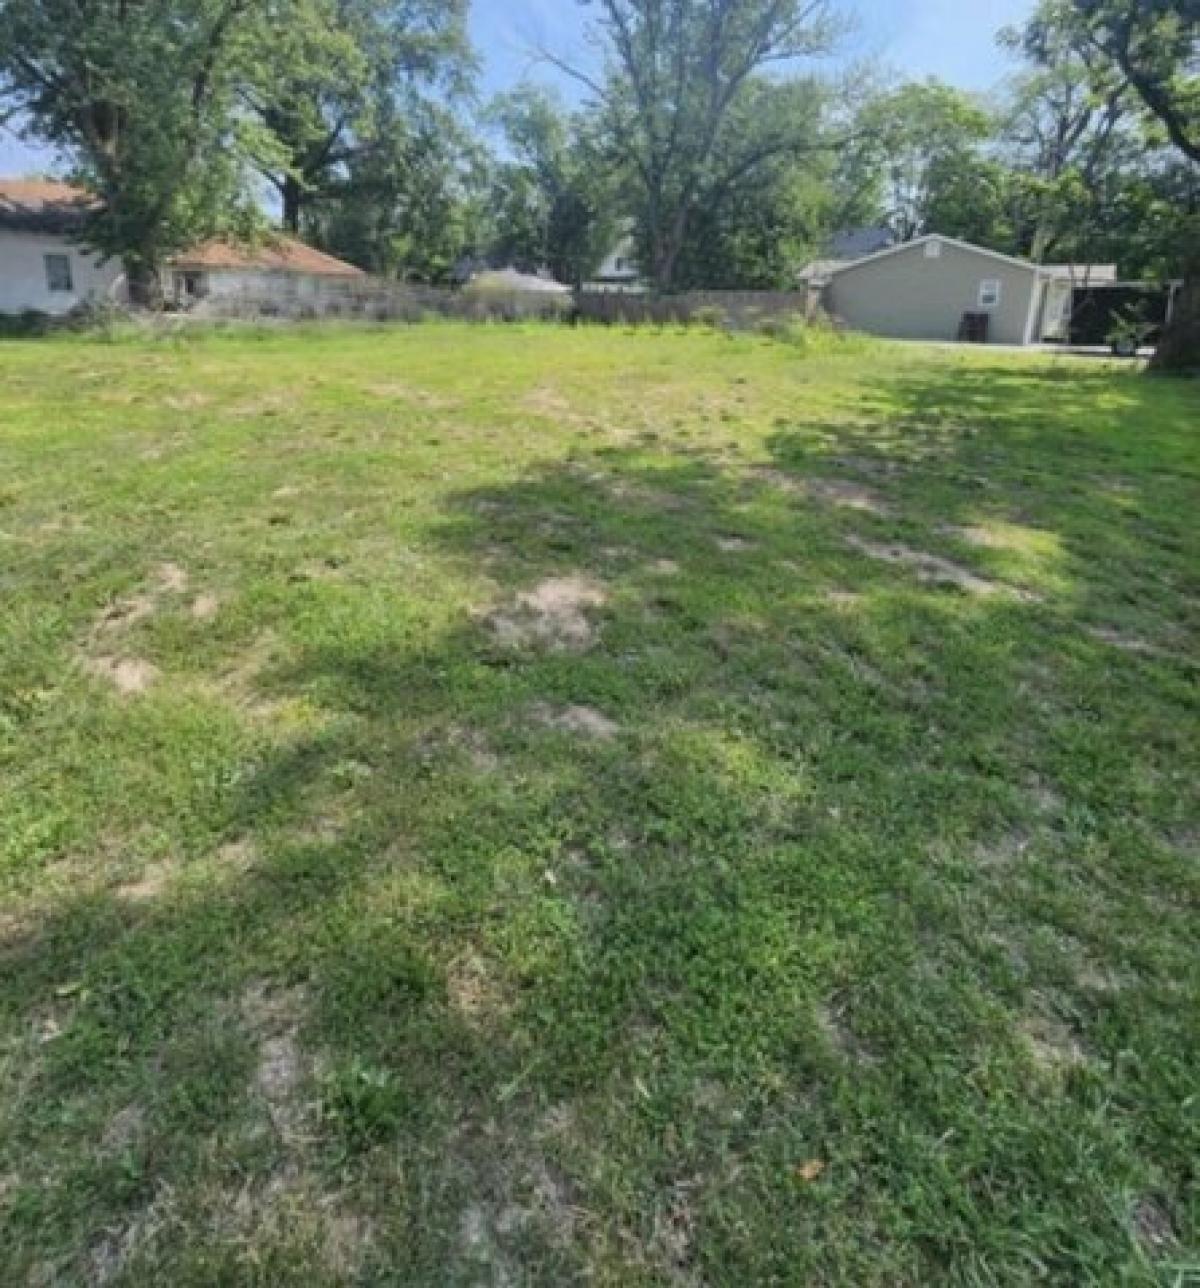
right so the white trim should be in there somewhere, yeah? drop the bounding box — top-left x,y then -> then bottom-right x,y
825,233 -> 1044,281
1022,276 -> 1045,346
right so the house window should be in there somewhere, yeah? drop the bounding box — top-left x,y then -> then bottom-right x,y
979,279 -> 1002,308
44,253 -> 73,292
175,271 -> 205,303
614,257 -> 628,273
925,240 -> 942,260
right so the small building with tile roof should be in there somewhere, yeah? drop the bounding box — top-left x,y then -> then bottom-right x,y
0,178 -> 365,316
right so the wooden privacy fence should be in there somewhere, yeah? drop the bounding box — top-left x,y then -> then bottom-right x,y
186,278 -> 816,328
575,290 -> 815,328
190,280 -> 573,323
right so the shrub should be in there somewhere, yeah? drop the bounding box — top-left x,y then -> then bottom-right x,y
691,304 -> 727,330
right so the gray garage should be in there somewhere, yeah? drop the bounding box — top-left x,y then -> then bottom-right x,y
809,234 -> 1116,346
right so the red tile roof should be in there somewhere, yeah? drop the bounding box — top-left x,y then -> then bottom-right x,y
170,236 -> 365,277
0,179 -> 97,230
0,179 -> 364,277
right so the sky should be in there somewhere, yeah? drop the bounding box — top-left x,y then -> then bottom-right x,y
1,0 -> 1036,175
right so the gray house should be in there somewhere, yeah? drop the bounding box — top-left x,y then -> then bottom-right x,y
802,234 -> 1116,346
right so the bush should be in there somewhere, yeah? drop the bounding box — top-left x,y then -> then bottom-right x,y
756,311 -> 875,357
691,304 -> 727,330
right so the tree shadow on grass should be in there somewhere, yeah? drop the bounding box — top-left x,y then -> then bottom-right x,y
2,370 -> 1197,1283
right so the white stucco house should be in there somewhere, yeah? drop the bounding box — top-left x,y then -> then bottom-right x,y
0,178 -> 365,316
0,180 -> 124,315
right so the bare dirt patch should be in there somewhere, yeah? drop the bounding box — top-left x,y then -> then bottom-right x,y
190,593 -> 221,622
533,703 -> 621,740
651,558 -> 681,575
1088,626 -> 1159,656
164,393 -> 211,412
363,381 -> 457,411
716,536 -> 754,553
230,394 -> 288,418
943,524 -> 1022,551
85,656 -> 159,696
241,982 -> 311,1145
447,952 -> 512,1025
102,1104 -> 146,1153
115,863 -> 173,904
750,466 -> 805,496
95,593 -> 159,632
651,1182 -> 698,1282
418,724 -> 498,773
155,562 -> 189,593
817,999 -> 875,1064
1020,1014 -> 1087,1070
92,562 -> 191,639
806,478 -> 891,514
486,575 -> 608,651
1130,1196 -> 1176,1256
845,535 -> 1019,598
522,385 -> 591,428
974,828 -> 1032,870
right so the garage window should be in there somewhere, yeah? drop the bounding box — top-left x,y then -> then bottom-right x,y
979,279 -> 1002,308
44,253 -> 74,292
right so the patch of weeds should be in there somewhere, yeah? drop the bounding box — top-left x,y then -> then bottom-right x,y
320,1058 -> 411,1155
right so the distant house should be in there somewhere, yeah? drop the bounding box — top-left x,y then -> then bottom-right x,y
167,237 -> 364,309
0,180 -> 123,315
827,226 -> 896,260
801,233 -> 1117,346
463,267 -> 572,297
0,177 -> 365,316
586,232 -> 645,293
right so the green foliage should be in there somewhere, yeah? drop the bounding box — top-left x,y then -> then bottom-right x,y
483,86 -> 621,287
669,78 -> 834,290
321,1059 -> 411,1153
755,311 -> 877,356
580,0 -> 840,289
307,100 -> 488,281
854,80 -> 995,243
0,0 -> 277,296
252,0 -> 473,233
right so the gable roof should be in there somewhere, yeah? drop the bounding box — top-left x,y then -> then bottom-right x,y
0,179 -> 97,234
170,235 -> 365,277
825,234 -> 1045,280
821,233 -> 1120,283
0,178 -> 366,278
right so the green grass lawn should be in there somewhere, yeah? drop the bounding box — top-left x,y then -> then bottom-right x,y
1,324 -> 1197,1285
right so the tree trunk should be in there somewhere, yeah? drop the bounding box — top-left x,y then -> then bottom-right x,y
1151,270 -> 1200,375
124,257 -> 163,310
282,174 -> 303,235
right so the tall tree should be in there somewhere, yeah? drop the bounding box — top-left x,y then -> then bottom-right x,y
857,81 -> 994,242
249,0 -> 472,233
485,87 -> 621,287
556,0 -> 839,291
1067,0 -> 1199,369
998,3 -> 1138,260
307,100 -> 488,281
0,0 -> 275,302
668,75 -> 832,287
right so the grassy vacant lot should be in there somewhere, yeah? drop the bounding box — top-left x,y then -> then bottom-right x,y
0,324 -> 1197,1285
